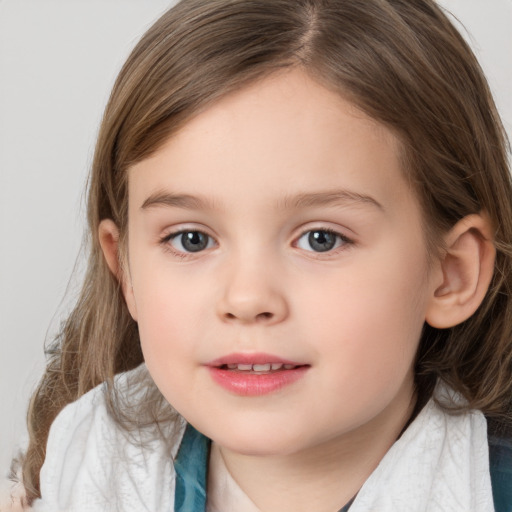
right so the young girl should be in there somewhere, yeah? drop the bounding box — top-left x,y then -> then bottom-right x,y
14,0 -> 512,510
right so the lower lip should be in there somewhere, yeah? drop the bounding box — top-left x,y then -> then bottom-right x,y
208,366 -> 309,396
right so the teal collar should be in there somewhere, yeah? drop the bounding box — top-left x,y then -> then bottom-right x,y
174,423 -> 211,512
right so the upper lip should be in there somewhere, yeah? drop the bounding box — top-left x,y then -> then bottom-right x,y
206,352 -> 305,367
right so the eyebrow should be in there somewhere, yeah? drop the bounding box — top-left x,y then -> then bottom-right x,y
140,189 -> 383,212
141,191 -> 217,211
279,189 -> 383,211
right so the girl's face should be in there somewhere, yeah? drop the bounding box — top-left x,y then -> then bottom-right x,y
124,69 -> 439,456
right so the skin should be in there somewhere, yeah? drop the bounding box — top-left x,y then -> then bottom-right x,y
99,69 -> 495,511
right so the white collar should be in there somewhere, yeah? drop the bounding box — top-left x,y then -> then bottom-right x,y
207,393 -> 494,512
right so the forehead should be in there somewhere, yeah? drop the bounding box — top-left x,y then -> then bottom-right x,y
128,69 -> 413,219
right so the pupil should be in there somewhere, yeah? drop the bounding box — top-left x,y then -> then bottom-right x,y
309,231 -> 336,252
182,232 -> 208,252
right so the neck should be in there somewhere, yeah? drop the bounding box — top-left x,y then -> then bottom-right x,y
212,385 -> 416,512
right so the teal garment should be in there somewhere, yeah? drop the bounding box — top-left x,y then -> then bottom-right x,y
174,423 -> 511,512
489,435 -> 512,512
174,424 -> 210,512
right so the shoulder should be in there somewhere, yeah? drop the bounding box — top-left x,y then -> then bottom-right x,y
33,364 -> 186,512
489,433 -> 512,512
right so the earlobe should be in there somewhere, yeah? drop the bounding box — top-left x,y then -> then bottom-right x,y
425,213 -> 495,329
98,219 -> 138,321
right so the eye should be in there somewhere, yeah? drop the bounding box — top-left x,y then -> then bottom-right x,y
296,229 -> 350,253
165,230 -> 215,253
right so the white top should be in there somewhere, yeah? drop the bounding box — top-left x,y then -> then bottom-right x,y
32,365 -> 495,512
33,365 -> 185,512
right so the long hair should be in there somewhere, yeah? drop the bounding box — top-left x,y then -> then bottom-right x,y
20,0 -> 512,504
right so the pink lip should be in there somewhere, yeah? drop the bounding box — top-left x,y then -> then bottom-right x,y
206,353 -> 309,396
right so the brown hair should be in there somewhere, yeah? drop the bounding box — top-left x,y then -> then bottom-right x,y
19,0 -> 512,504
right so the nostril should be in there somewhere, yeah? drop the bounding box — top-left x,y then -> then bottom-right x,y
224,311 -> 273,321
257,312 -> 273,320
223,311 -> 274,322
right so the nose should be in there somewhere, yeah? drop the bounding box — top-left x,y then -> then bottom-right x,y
216,256 -> 289,325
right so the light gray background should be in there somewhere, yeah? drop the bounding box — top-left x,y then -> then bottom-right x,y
0,0 -> 511,485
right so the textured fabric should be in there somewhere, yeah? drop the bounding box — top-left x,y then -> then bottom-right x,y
348,396 -> 494,512
177,405 -> 496,512
32,365 -> 504,511
32,365 -> 186,512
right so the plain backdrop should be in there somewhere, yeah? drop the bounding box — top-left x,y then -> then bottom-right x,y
0,0 -> 511,485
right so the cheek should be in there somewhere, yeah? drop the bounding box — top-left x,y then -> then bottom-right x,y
297,282 -> 423,432
131,265 -> 201,359
299,248 -> 429,380
133,279 -> 206,410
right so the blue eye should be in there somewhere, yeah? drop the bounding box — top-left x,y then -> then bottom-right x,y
296,229 -> 349,253
167,231 -> 215,253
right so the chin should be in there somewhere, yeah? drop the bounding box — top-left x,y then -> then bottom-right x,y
209,424 -> 311,457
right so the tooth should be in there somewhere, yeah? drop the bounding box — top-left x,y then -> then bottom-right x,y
283,364 -> 296,370
253,363 -> 271,372
237,364 -> 253,371
271,363 -> 283,370
227,364 -> 238,369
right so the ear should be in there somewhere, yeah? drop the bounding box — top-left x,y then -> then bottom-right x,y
98,219 -> 138,321
425,213 -> 495,329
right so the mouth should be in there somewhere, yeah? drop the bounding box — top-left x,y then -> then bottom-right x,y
218,362 -> 304,373
206,354 -> 310,396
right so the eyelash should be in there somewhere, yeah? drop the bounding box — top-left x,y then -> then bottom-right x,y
159,227 -> 353,258
159,229 -> 216,258
294,227 -> 353,255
